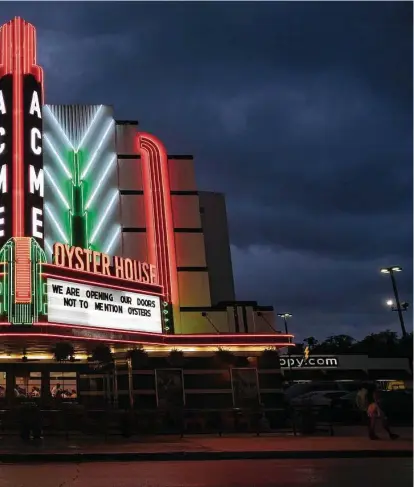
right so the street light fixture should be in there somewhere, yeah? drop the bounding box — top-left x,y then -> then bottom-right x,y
386,299 -> 410,312
381,266 -> 402,274
380,266 -> 407,338
277,313 -> 292,335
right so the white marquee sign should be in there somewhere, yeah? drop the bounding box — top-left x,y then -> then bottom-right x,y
47,278 -> 162,333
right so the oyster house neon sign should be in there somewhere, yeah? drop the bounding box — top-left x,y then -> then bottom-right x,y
53,242 -> 158,285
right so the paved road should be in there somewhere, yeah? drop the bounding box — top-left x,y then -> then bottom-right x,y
0,459 -> 412,486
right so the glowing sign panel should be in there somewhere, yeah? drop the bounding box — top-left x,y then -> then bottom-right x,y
24,75 -> 44,245
279,356 -> 338,368
0,75 -> 13,247
53,242 -> 158,285
47,278 -> 162,333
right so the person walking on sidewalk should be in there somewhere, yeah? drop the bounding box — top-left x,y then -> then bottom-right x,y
356,384 -> 369,420
356,383 -> 370,435
367,390 -> 399,440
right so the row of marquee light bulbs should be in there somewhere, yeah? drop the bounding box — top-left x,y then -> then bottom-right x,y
0,345 -> 273,362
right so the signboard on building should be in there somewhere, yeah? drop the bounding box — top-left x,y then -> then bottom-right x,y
23,74 -> 44,246
47,278 -> 162,333
0,74 -> 13,248
280,356 -> 338,369
53,243 -> 158,285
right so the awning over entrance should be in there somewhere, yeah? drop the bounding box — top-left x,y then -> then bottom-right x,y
0,322 -> 294,354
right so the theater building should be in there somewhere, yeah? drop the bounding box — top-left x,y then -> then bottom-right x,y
0,17 -> 293,414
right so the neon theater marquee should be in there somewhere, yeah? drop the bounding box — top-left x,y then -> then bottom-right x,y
0,17 -> 294,356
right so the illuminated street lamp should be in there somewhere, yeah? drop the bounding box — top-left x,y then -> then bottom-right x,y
386,299 -> 410,312
380,266 -> 407,338
380,266 -> 402,274
277,313 -> 292,336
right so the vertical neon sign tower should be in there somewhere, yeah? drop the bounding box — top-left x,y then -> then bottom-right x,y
139,134 -> 179,332
0,17 -> 47,324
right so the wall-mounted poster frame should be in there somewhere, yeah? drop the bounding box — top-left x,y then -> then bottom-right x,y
231,367 -> 261,408
155,368 -> 185,409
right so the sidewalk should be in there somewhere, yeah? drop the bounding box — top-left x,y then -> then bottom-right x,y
0,426 -> 412,462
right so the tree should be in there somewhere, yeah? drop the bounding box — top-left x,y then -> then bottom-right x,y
353,330 -> 399,357
296,329 -> 412,359
398,332 -> 413,360
316,335 -> 355,354
303,337 -> 319,350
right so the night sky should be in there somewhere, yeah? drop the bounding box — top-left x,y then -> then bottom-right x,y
1,3 -> 412,341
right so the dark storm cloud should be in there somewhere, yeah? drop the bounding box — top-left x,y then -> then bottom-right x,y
0,2 -> 412,339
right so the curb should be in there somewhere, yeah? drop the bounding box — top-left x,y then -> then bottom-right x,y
0,449 -> 412,463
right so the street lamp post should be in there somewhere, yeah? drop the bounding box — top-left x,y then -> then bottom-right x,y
277,313 -> 292,337
380,266 -> 407,338
277,313 -> 292,382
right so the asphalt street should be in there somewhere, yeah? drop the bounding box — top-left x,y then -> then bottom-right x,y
0,458 -> 412,487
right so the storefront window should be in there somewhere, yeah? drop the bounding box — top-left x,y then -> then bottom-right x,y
15,372 -> 41,398
50,372 -> 77,399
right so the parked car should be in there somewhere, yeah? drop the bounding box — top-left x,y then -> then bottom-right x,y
285,381 -> 364,400
336,391 -> 360,422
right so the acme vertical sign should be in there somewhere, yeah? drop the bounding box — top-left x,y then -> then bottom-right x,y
0,74 -> 13,249
23,74 -> 44,247
0,18 -> 46,316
